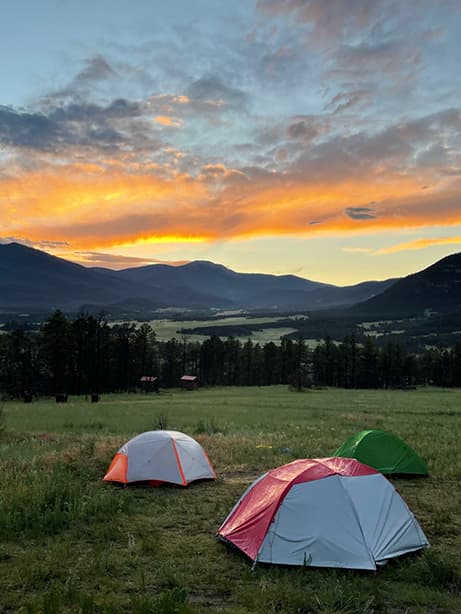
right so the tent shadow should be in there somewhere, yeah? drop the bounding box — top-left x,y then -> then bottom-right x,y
387,473 -> 429,480
105,477 -> 216,489
216,535 -> 426,575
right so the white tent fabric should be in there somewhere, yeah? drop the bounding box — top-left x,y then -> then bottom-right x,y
104,430 -> 215,486
340,474 -> 428,564
217,458 -> 429,570
174,434 -> 216,483
256,474 -> 428,569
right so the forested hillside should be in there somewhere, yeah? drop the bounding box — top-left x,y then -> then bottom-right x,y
1,311 -> 461,398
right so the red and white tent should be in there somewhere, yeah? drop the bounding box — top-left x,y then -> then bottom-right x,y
217,458 -> 428,570
104,430 -> 216,486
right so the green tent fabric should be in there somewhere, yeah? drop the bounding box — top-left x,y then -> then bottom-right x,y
334,430 -> 428,476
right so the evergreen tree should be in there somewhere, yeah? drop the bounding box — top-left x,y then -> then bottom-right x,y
200,336 -> 225,385
358,336 -> 379,388
223,337 -> 241,385
161,338 -> 183,387
111,323 -> 136,391
263,341 -> 281,385
132,323 -> 158,381
39,310 -> 73,393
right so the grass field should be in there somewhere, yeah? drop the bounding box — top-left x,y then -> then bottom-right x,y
1,387 -> 461,613
113,316 -> 300,344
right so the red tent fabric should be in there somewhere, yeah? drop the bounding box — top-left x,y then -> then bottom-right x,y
218,457 -> 428,570
219,458 -> 376,560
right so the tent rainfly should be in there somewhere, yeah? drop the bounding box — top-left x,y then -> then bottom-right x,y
217,458 -> 429,570
334,430 -> 428,475
104,430 -> 216,486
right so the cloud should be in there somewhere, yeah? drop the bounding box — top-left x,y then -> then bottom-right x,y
256,0 -> 454,96
324,89 -> 372,114
376,236 -> 461,254
0,106 -> 59,150
75,56 -> 115,83
258,0 -> 382,34
287,119 -> 322,141
42,55 -> 116,103
331,41 -> 422,81
346,207 -> 377,220
199,163 -> 246,180
0,72 -> 251,163
288,107 -> 461,185
0,98 -> 167,158
185,76 -> 249,110
69,251 -> 189,269
154,115 -> 183,127
2,33 -> 461,259
0,237 -> 69,248
257,0 -> 442,46
2,150 -> 461,255
341,247 -> 375,253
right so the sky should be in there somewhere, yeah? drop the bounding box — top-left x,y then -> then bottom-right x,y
1,0 -> 461,285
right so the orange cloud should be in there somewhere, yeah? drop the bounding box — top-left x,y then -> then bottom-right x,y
154,115 -> 183,127
66,250 -> 190,268
341,247 -> 375,253
2,157 -> 461,256
376,236 -> 461,255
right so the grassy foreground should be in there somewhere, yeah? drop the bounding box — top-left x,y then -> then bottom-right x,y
1,387 -> 461,613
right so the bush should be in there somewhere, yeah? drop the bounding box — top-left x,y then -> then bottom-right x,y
194,417 -> 227,435
155,414 -> 168,430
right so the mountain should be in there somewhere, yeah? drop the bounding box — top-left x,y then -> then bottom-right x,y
353,252 -> 461,316
115,260 -> 396,310
0,242 -> 396,314
116,260 -> 331,310
0,242 -> 163,312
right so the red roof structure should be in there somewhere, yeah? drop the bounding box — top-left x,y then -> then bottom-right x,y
180,375 -> 198,390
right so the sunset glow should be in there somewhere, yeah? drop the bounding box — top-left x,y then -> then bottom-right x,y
1,1 -> 461,283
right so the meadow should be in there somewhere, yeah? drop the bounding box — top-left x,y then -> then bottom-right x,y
115,315 -> 300,344
1,387 -> 460,613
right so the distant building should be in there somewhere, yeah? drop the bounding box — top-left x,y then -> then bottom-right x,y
180,375 -> 199,390
139,375 -> 159,393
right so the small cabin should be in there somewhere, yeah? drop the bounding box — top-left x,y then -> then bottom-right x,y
139,375 -> 159,393
180,375 -> 199,390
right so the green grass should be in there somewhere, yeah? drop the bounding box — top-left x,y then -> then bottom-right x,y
113,316 -> 299,344
1,387 -> 461,612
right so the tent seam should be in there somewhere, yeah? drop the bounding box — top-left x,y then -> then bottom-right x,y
338,475 -> 377,570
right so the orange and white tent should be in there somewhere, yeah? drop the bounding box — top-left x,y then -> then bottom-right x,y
103,430 -> 216,486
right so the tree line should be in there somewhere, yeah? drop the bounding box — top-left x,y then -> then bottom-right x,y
1,310 -> 461,398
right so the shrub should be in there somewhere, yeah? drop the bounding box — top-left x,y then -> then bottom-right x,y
194,417 -> 227,435
155,414 -> 169,430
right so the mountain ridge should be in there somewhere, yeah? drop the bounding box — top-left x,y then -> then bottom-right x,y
0,241 -> 403,314
352,251 -> 461,316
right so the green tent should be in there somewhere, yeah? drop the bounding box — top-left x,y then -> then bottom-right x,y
334,430 -> 428,476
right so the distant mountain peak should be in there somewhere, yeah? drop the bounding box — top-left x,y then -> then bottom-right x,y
182,260 -> 231,271
353,251 -> 461,316
1,241 -> 34,251
0,242 -> 399,314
